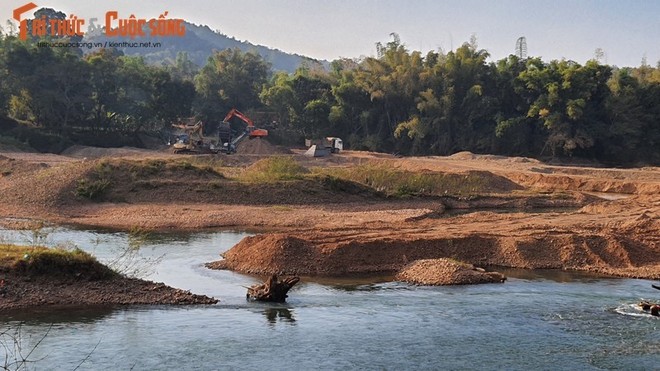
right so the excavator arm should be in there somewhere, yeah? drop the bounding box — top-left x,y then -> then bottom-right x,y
223,108 -> 254,127
223,108 -> 268,138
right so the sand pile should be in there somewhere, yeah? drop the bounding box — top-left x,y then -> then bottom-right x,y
395,259 -> 506,285
206,234 -> 319,275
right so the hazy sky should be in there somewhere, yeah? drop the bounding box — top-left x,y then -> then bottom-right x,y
2,0 -> 658,67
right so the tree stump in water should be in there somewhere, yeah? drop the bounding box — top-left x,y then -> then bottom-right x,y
639,301 -> 660,316
247,275 -> 300,302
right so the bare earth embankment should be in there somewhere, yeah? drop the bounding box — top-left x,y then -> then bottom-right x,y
1,269 -> 217,310
0,244 -> 217,310
1,144 -> 659,295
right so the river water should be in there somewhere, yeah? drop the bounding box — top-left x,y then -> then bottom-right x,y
0,227 -> 658,370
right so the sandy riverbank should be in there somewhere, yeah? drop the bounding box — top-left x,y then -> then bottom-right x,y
1,145 -> 659,285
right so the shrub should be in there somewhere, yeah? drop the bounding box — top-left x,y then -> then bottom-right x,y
1,244 -> 117,280
75,178 -> 110,200
239,156 -> 308,182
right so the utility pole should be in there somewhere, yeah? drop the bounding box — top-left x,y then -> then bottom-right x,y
515,36 -> 527,59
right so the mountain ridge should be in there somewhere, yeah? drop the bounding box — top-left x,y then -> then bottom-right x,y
83,21 -> 329,73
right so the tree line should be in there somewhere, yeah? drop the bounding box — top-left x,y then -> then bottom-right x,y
1,30 -> 659,165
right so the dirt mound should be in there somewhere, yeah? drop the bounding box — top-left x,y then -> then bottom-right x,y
207,234 -> 319,275
210,222 -> 660,279
449,151 -> 478,160
395,259 -> 506,285
235,138 -> 289,155
61,145 -> 155,159
0,155 -> 47,177
0,160 -> 92,211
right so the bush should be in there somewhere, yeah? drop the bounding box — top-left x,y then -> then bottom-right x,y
75,178 -> 111,200
2,244 -> 117,280
239,156 -> 308,182
316,174 -> 379,196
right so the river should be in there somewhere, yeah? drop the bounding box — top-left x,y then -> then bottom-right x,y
1,226 -> 658,370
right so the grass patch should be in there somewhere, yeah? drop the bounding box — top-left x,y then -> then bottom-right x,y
319,162 -> 505,197
75,178 -> 111,199
0,244 -> 117,280
121,158 -> 224,178
314,174 -> 380,196
270,205 -> 294,212
75,158 -> 226,200
208,180 -> 223,189
238,156 -> 308,183
75,160 -> 113,200
131,159 -> 166,175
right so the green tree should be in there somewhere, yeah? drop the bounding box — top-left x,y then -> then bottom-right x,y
4,40 -> 91,131
259,71 -> 296,127
605,66 -> 660,163
519,59 -> 611,157
493,55 -> 543,155
393,41 -> 496,155
85,48 -> 123,131
168,52 -> 199,81
194,48 -> 270,124
113,56 -> 194,133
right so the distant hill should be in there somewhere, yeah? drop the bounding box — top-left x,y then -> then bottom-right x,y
83,22 -> 329,73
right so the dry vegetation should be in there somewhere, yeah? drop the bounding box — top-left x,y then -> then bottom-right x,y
0,244 -> 116,279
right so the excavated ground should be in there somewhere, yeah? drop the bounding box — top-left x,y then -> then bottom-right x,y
0,271 -> 217,310
1,146 -> 659,286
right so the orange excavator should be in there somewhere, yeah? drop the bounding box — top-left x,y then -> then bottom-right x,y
223,108 -> 268,138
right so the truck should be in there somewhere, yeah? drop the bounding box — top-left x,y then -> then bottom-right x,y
305,137 -> 343,155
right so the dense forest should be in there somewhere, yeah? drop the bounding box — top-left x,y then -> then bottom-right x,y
1,23 -> 659,164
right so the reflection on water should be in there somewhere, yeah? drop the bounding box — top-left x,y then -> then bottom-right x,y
1,305 -> 117,325
307,274 -> 395,292
264,307 -> 296,325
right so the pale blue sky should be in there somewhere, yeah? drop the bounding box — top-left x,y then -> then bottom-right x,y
2,0 -> 658,67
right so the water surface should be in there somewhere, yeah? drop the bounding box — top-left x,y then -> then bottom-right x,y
1,227 -> 658,370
